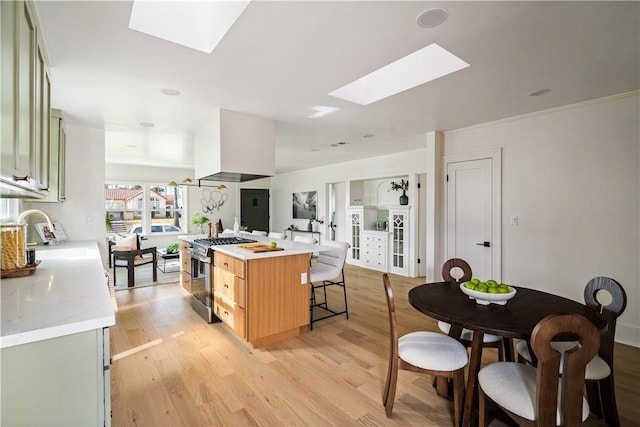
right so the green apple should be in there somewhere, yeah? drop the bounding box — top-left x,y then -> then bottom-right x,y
270,241 -> 277,248
475,283 -> 488,292
497,284 -> 510,293
465,282 -> 476,290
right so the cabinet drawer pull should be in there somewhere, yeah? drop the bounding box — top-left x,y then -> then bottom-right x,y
13,174 -> 30,182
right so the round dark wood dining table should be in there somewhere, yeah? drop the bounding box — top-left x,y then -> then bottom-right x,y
408,282 -> 607,427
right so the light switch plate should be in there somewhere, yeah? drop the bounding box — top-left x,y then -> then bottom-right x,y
301,272 -> 307,284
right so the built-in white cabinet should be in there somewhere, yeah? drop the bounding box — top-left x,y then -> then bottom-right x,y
346,206 -> 376,263
361,230 -> 388,272
0,0 -> 56,199
0,327 -> 111,426
388,206 -> 410,276
347,205 -> 410,276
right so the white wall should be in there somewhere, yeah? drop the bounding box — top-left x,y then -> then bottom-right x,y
271,148 -> 427,229
443,93 -> 639,346
270,149 -> 428,275
27,125 -> 108,262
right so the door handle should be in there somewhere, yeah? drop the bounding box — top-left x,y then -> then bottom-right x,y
476,241 -> 491,247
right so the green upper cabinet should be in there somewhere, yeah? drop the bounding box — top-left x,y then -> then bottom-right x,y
33,42 -> 51,192
0,1 -> 55,199
38,109 -> 66,203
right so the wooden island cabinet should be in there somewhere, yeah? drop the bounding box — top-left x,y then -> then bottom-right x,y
213,250 -> 311,348
179,239 -> 192,292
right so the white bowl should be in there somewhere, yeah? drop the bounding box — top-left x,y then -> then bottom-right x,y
459,282 -> 517,305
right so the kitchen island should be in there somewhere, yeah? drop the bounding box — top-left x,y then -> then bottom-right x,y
180,234 -> 318,348
0,241 -> 114,426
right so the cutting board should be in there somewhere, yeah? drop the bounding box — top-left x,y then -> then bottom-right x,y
237,244 -> 284,253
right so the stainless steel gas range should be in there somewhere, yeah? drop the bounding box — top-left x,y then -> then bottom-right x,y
188,236 -> 256,322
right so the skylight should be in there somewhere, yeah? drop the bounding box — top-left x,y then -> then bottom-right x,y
329,43 -> 469,105
128,1 -> 251,54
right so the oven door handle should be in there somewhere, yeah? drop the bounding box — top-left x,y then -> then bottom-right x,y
192,256 -> 211,264
188,251 -> 211,263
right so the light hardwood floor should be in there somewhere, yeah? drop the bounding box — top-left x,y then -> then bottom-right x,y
111,264 -> 639,426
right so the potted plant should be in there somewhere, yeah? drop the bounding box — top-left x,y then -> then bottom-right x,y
308,216 -> 324,231
165,242 -> 179,254
191,212 -> 210,234
390,179 -> 409,205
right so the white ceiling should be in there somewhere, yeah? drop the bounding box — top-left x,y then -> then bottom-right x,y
33,1 -> 639,175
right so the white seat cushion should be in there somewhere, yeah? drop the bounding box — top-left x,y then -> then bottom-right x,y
479,362 -> 590,424
310,262 -> 341,282
116,234 -> 138,251
515,339 -> 611,380
398,331 -> 468,372
438,321 -> 502,343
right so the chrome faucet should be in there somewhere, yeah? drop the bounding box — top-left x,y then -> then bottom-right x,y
17,209 -> 57,245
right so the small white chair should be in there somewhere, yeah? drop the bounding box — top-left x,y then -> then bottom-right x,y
251,230 -> 268,236
515,276 -> 627,426
267,231 -> 286,239
309,240 -> 349,329
382,273 -> 468,425
478,313 -> 600,426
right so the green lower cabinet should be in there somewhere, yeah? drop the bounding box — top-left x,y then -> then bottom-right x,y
1,327 -> 110,426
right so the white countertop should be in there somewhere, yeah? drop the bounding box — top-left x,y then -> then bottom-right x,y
178,233 -> 327,260
0,241 -> 115,349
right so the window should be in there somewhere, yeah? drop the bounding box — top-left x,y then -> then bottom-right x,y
105,183 -> 185,236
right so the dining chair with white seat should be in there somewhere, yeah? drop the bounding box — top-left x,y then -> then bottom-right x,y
515,276 -> 627,426
267,231 -> 286,239
251,230 -> 268,236
438,258 -> 506,360
309,240 -> 349,329
382,273 -> 468,426
479,313 -> 600,426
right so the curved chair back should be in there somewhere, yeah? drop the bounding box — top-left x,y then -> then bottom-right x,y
268,231 -> 286,239
441,258 -> 472,283
316,240 -> 349,269
382,273 -> 399,367
583,276 -> 627,426
531,313 -> 600,426
251,230 -> 268,236
584,276 -> 627,363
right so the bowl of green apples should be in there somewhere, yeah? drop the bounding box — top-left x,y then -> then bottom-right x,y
460,279 -> 516,305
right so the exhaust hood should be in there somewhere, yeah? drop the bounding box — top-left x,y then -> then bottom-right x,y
195,109 -> 276,182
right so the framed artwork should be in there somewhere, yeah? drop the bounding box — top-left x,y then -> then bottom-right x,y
35,222 -> 68,243
292,191 -> 317,219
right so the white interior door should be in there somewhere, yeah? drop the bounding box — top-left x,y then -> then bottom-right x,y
417,173 -> 427,277
447,158 -> 494,280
